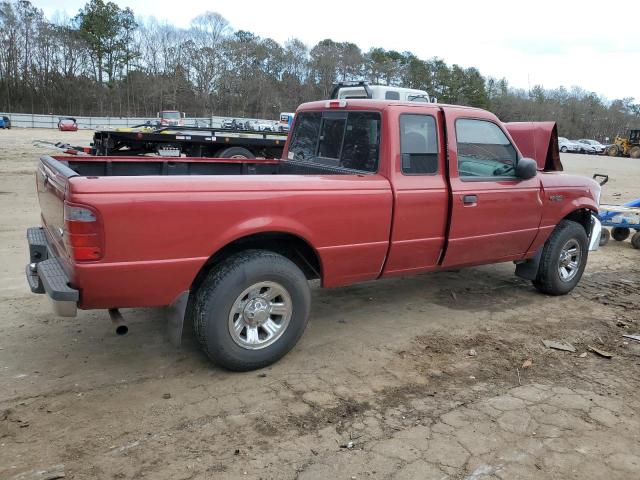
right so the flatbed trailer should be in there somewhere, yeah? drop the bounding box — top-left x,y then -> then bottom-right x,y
92,125 -> 288,159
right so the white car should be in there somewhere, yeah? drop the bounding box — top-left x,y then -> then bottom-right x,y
249,120 -> 277,132
558,137 -> 581,153
571,140 -> 597,154
577,139 -> 606,154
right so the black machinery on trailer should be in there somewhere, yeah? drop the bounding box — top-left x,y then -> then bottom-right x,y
91,124 -> 288,159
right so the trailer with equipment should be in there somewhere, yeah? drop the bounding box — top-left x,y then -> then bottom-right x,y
592,174 -> 640,249
91,125 -> 288,159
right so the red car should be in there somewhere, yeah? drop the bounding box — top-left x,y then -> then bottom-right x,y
26,100 -> 601,370
58,117 -> 78,131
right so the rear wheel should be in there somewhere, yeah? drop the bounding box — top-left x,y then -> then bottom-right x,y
611,227 -> 630,241
629,146 -> 640,159
217,146 -> 255,159
599,228 -> 610,246
533,220 -> 588,296
631,232 -> 640,249
194,250 -> 311,371
560,146 -> 568,153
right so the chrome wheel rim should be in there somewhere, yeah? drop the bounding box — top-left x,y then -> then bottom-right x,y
228,281 -> 292,350
558,239 -> 581,282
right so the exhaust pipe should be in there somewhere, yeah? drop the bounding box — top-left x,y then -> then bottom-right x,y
108,308 -> 129,336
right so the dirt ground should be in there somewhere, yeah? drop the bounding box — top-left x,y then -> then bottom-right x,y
1,128 -> 639,480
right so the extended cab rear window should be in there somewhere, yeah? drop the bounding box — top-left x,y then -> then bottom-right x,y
288,111 -> 380,172
400,114 -> 438,175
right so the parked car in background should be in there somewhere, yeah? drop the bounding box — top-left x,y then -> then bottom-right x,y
0,115 -> 11,129
57,117 -> 78,131
558,137 -> 581,153
221,119 -> 245,130
571,140 -> 597,154
252,120 -> 277,132
577,139 -> 606,154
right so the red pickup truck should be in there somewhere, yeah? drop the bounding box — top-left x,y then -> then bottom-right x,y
26,100 -> 602,371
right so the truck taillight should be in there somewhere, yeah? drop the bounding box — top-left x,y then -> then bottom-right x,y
64,202 -> 103,261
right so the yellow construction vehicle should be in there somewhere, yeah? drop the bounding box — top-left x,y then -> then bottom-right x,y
606,129 -> 640,158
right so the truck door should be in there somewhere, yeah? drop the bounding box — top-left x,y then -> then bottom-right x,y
382,107 -> 449,276
441,110 -> 543,267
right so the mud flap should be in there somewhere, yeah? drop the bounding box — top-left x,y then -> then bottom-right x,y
166,290 -> 189,347
515,248 -> 543,281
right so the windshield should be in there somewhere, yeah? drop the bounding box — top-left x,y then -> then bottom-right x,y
162,111 -> 181,119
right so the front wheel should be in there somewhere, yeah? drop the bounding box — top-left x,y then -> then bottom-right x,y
533,220 -> 588,295
194,250 -> 311,371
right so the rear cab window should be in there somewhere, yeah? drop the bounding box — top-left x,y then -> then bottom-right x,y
288,111 -> 381,173
400,114 -> 439,175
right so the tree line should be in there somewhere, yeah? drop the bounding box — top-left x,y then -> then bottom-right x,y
1,0 -> 638,140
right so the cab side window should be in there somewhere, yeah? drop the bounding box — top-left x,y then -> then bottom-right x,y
400,114 -> 438,175
456,119 -> 518,178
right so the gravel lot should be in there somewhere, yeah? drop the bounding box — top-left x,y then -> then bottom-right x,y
1,128 -> 639,480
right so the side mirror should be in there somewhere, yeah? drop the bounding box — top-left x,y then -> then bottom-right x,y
516,157 -> 538,179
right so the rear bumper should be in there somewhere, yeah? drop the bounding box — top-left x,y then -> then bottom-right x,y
26,227 -> 78,317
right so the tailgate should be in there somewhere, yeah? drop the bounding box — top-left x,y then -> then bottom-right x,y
36,156 -> 77,259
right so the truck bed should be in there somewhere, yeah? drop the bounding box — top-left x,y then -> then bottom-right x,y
35,154 -> 394,310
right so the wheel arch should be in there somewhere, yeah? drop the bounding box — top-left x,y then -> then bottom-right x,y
562,207 -> 595,234
190,231 -> 323,295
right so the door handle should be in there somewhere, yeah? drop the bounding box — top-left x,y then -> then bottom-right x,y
463,194 -> 477,206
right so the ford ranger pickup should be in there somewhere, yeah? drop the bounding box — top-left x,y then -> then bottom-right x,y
26,100 -> 602,371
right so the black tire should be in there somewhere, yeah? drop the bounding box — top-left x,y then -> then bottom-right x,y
217,146 -> 255,159
194,250 -> 311,371
533,220 -> 589,296
599,228 -> 610,246
611,227 -> 630,241
630,146 -> 640,159
631,232 -> 640,249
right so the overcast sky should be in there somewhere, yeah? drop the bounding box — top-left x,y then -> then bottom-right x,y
35,0 -> 638,101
